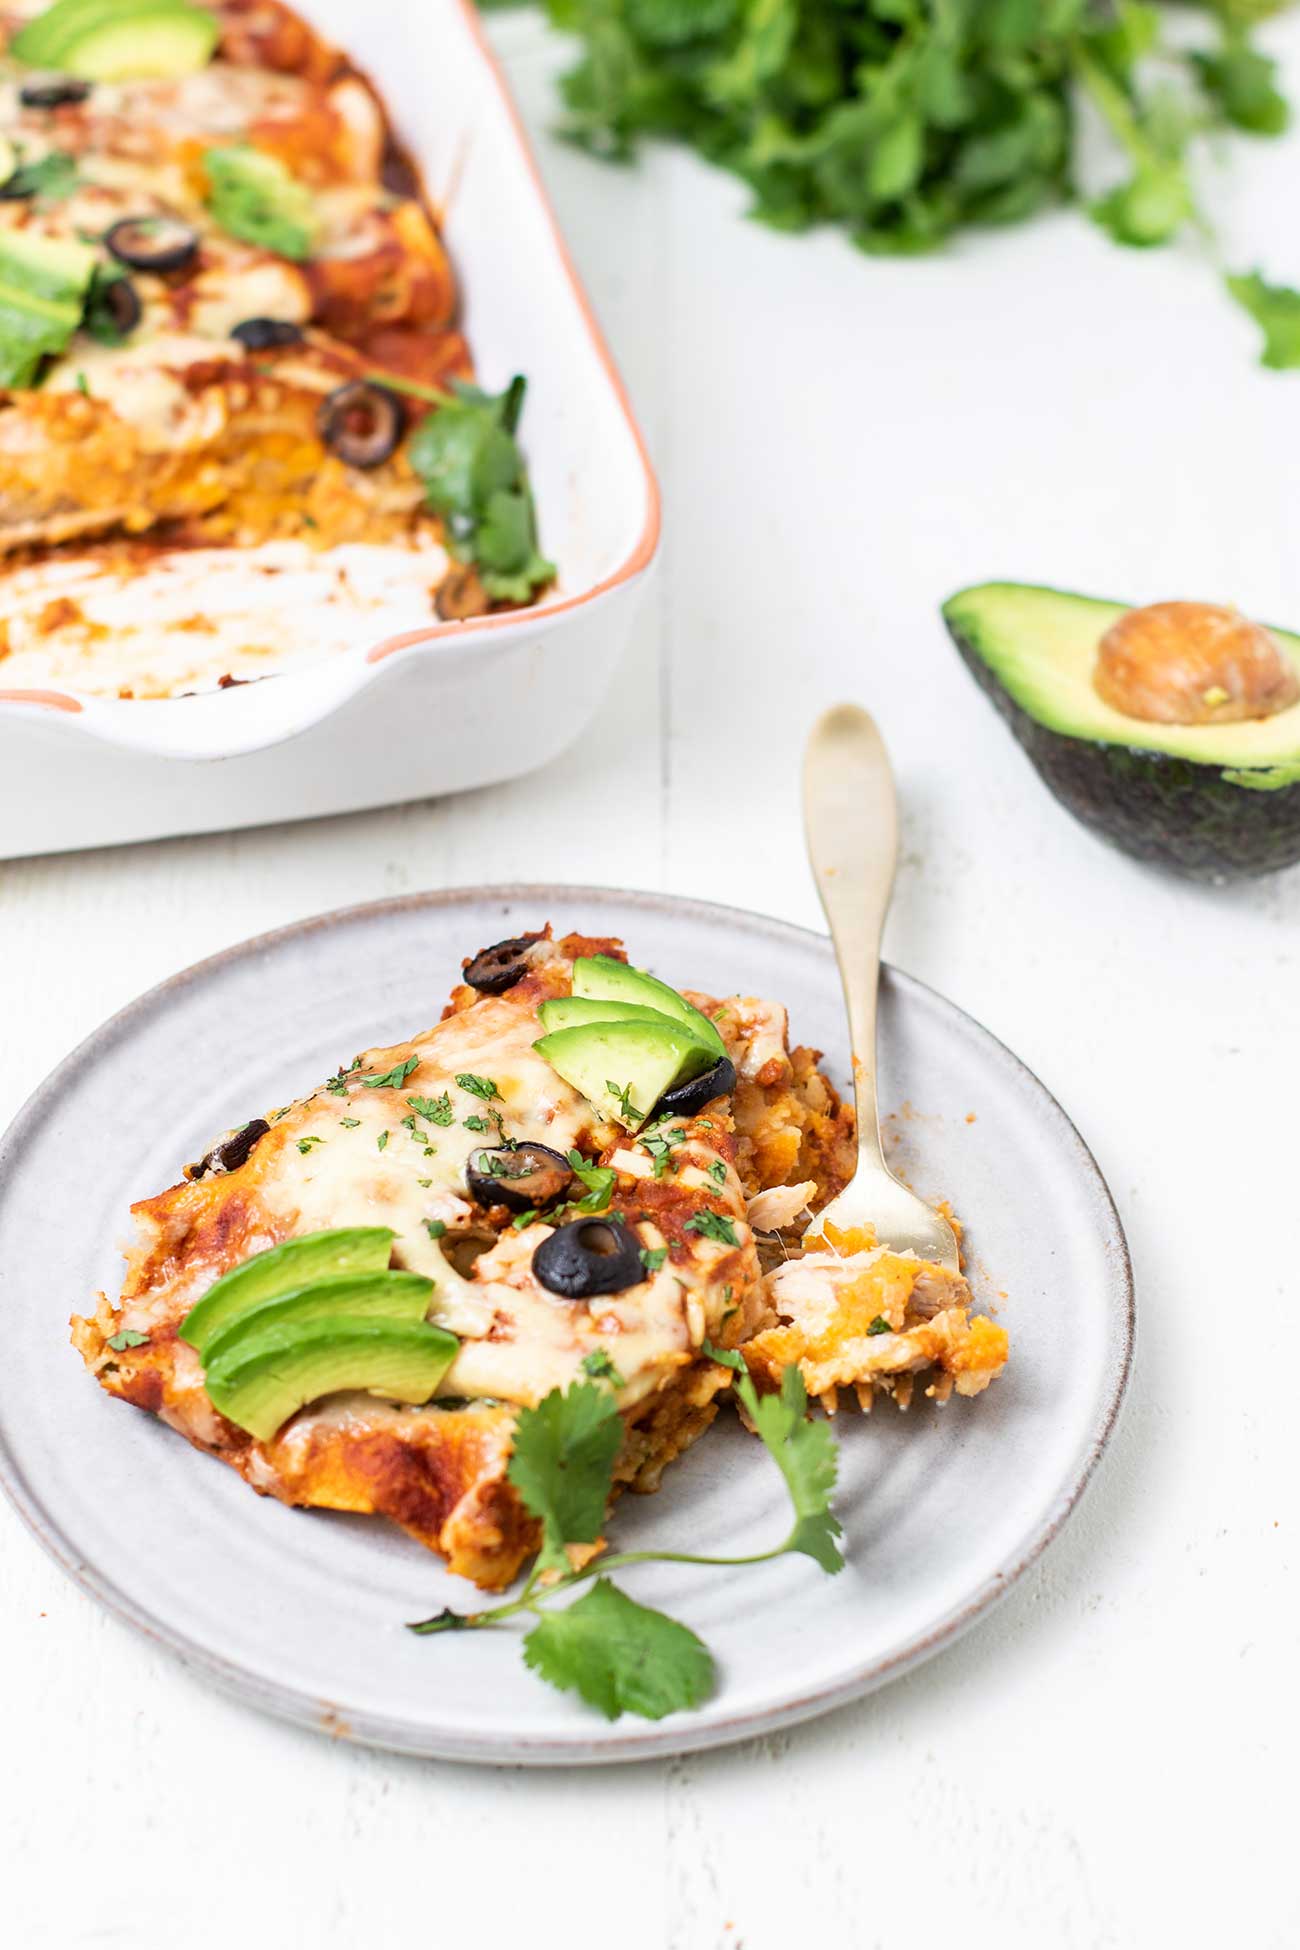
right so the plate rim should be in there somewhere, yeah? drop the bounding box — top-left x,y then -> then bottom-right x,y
0,882 -> 1135,1765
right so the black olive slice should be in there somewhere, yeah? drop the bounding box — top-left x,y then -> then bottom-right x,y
19,76 -> 92,109
649,1055 -> 737,1120
87,273 -> 141,340
316,379 -> 403,469
467,1143 -> 574,1214
231,317 -> 305,351
105,215 -> 200,275
533,1218 -> 643,1299
463,932 -> 543,995
187,1117 -> 269,1181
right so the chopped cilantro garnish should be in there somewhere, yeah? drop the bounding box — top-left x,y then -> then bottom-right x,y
463,1115 -> 491,1134
362,1056 -> 420,1090
409,1093 -> 454,1126
423,1218 -> 446,1240
566,1150 -> 615,1214
340,1116 -> 361,1129
377,1131 -> 389,1151
707,1160 -> 727,1187
106,1328 -> 149,1351
456,1073 -> 500,1101
640,1123 -> 688,1180
866,1315 -> 893,1337
639,1246 -> 668,1276
296,1135 -> 325,1154
581,1348 -> 625,1388
684,1209 -> 738,1248
3,151 -> 78,202
606,1079 -> 643,1123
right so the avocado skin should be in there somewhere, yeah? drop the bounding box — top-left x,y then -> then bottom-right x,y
945,615 -> 1300,882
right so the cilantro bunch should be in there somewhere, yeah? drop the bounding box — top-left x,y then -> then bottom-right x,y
410,1348 -> 843,1721
496,0 -> 1300,365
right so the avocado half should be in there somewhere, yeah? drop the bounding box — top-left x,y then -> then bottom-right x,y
942,582 -> 1300,881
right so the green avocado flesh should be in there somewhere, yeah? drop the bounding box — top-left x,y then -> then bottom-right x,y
537,996 -> 702,1039
943,581 -> 1300,881
202,143 -> 317,260
180,1227 -> 395,1356
0,228 -> 96,387
571,956 -> 727,1059
534,1018 -> 716,1129
199,1271 -> 434,1369
203,1317 -> 459,1444
14,2 -> 218,78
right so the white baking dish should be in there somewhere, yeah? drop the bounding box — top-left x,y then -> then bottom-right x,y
0,0 -> 659,858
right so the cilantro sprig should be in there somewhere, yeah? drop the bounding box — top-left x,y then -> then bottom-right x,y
522,0 -> 1300,366
409,1357 -> 843,1722
406,377 -> 555,600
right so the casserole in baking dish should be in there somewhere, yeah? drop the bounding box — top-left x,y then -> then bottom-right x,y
0,0 -> 658,854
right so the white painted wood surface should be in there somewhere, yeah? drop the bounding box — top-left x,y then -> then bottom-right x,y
3,11 -> 1298,1945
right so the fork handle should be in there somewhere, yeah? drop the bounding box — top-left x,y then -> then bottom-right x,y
802,703 -> 898,1176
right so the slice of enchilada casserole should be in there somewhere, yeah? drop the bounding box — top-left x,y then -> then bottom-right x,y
0,0 -> 552,697
72,929 -> 1008,1591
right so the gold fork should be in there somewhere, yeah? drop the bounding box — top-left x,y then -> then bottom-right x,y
801,702 -> 961,1274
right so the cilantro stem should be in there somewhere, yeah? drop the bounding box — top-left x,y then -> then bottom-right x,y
364,369 -> 451,406
409,1538 -> 797,1634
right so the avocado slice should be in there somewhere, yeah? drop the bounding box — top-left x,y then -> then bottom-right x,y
571,956 -> 727,1059
203,144 -> 318,261
199,1270 -> 434,1370
0,227 -> 97,387
943,581 -> 1300,881
14,2 -> 219,79
180,1226 -> 395,1356
203,1316 -> 459,1443
536,996 -> 702,1039
534,1018 -> 716,1129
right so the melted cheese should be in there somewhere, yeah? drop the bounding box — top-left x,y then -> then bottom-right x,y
0,539 -> 448,695
119,964 -> 757,1414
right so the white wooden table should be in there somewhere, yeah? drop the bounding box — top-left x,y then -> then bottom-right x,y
4,13 -> 1298,1946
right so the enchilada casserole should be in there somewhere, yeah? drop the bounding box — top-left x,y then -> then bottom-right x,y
0,0 -> 552,698
72,927 -> 1009,1591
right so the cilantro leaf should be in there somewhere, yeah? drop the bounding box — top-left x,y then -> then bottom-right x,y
408,1092 -> 454,1125
684,1209 -> 738,1248
1,151 -> 78,202
106,1328 -> 149,1351
507,1381 -> 623,1574
1195,39 -> 1289,138
566,1149 -> 615,1214
456,1073 -> 500,1101
748,1368 -> 844,1574
703,1343 -> 844,1574
362,1056 -> 420,1090
639,1246 -> 668,1275
407,378 -> 553,603
1226,270 -> 1300,369
522,1578 -> 713,1722
581,1348 -> 625,1387
867,1315 -> 893,1337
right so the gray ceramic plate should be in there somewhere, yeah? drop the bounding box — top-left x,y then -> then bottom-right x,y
0,886 -> 1132,1765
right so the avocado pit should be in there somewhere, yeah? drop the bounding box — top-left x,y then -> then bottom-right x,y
1094,601 -> 1300,727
